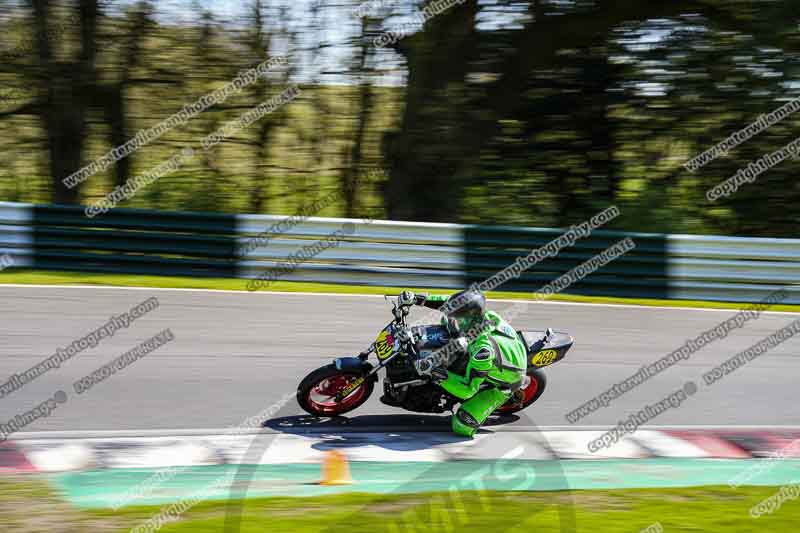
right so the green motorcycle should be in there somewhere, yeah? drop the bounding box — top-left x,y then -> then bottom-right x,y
297,295 -> 573,417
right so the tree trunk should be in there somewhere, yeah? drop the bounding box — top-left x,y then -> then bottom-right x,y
32,0 -> 99,205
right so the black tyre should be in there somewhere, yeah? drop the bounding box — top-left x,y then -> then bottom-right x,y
296,364 -> 375,417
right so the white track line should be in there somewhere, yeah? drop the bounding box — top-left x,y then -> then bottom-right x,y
0,283 -> 797,315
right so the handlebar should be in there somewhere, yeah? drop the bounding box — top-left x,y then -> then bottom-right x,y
384,294 -> 413,325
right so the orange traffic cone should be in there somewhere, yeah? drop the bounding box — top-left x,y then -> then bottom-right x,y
319,450 -> 352,485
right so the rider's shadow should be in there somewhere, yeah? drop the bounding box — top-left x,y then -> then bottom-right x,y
261,413 -> 520,454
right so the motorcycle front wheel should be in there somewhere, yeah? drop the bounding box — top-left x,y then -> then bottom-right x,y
297,364 -> 375,416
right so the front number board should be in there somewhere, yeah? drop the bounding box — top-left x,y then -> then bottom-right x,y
375,329 -> 395,360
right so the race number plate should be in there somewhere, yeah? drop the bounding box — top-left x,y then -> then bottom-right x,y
531,349 -> 558,367
375,329 -> 396,360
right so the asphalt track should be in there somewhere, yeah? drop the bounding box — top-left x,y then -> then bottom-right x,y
1,285 -> 798,433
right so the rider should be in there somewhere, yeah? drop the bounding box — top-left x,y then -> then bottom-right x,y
396,288 -> 529,438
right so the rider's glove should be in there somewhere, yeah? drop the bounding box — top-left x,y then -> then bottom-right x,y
445,317 -> 462,337
454,336 -> 469,355
430,367 -> 448,383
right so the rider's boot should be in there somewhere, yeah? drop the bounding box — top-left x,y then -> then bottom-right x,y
379,394 -> 403,407
451,387 -> 510,438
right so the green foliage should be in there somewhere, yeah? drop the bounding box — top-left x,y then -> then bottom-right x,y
2,476 -> 800,532
1,1 -> 799,236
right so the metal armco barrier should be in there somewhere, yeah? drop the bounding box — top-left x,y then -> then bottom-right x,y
0,201 -> 798,304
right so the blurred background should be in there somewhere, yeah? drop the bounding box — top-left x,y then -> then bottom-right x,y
3,3 -> 800,532
1,0 -> 799,236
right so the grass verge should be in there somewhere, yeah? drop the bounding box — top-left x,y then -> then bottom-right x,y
1,477 -> 798,532
0,269 -> 798,313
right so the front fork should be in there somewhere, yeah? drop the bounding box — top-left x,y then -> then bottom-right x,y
332,345 -> 401,402
332,329 -> 425,403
